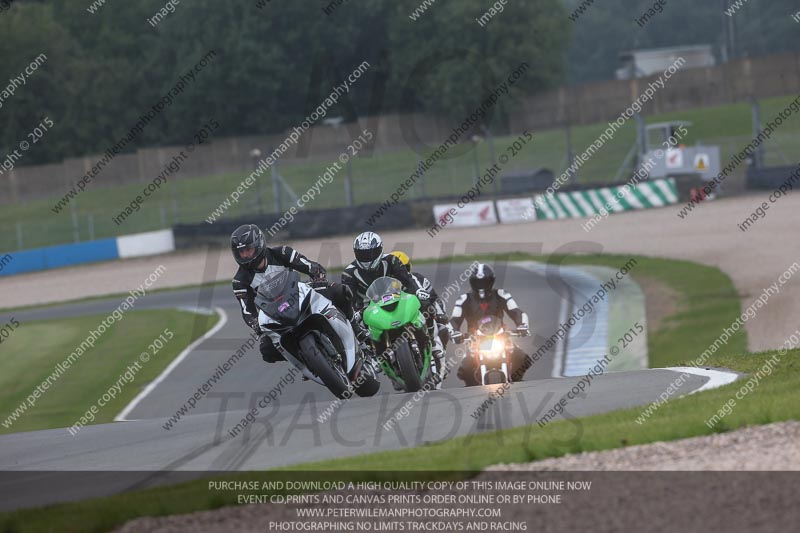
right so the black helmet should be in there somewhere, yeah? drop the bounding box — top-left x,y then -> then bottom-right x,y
469,263 -> 495,299
353,231 -> 383,271
231,224 -> 267,270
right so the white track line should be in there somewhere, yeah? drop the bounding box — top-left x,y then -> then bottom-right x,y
512,261 -> 569,377
664,366 -> 740,394
114,306 -> 228,422
551,284 -> 569,378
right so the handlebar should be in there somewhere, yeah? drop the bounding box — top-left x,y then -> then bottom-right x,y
452,330 -> 527,344
468,332 -> 525,340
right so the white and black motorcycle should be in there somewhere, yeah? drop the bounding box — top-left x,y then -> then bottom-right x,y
255,270 -> 380,399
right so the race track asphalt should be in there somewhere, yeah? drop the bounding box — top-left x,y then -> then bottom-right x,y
0,261 -> 720,510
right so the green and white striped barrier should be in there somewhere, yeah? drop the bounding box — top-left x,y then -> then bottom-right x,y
534,178 -> 678,220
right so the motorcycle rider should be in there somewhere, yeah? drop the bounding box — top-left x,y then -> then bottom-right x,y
341,232 -> 425,305
341,232 -> 445,385
389,250 -> 452,349
450,263 -> 530,386
231,224 -> 372,364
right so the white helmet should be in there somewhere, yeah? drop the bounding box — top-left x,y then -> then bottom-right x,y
353,231 -> 383,271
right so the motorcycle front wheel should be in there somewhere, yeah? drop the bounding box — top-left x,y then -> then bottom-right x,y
353,360 -> 381,397
396,340 -> 424,393
299,334 -> 351,399
484,369 -> 507,385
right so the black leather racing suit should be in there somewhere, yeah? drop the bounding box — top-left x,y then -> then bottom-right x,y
450,289 -> 529,385
340,254 -> 421,310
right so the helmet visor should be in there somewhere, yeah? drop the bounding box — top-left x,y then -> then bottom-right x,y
236,246 -> 257,261
354,247 -> 382,270
470,276 -> 493,293
233,244 -> 263,267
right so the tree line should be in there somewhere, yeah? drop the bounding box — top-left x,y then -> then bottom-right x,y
0,0 -> 569,165
3,0 -> 796,166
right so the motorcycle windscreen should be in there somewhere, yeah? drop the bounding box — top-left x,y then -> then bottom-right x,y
254,270 -> 302,324
365,276 -> 403,304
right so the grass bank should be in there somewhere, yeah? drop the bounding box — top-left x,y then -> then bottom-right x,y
0,309 -> 217,435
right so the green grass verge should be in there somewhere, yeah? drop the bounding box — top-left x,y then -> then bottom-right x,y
3,93 -> 799,251
0,252 -> 775,532
0,309 -> 217,435
554,254 -> 748,367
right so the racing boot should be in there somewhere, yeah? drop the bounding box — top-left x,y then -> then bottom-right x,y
350,314 -> 376,361
430,325 -> 446,390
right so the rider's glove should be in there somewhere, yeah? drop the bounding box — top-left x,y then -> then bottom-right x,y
450,330 -> 464,344
516,324 -> 530,337
246,316 -> 261,333
415,288 -> 431,301
435,313 -> 449,325
309,262 -> 327,281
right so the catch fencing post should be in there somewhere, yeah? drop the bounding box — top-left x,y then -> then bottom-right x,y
169,182 -> 178,223
272,162 -> 282,214
416,157 -> 426,199
172,198 -> 180,224
15,222 -> 23,250
71,201 -> 80,243
750,99 -> 763,169
565,120 -> 577,183
471,139 -> 480,186
345,157 -> 354,207
251,148 -> 266,215
482,126 -> 498,194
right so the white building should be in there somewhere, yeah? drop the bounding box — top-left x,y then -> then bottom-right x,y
616,45 -> 715,79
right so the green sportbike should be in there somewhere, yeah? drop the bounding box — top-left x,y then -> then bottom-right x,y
362,276 -> 436,392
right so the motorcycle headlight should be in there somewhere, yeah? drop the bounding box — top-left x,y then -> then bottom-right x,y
480,339 -> 505,359
491,340 -> 505,356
